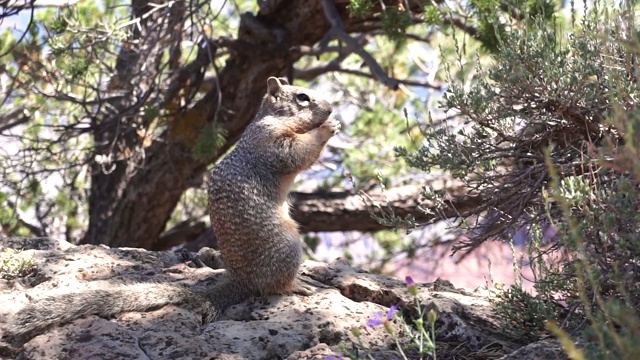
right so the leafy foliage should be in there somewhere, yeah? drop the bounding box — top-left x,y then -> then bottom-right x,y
347,0 -> 375,18
0,248 -> 37,280
397,0 -> 640,356
397,10 -> 629,253
0,0 -> 241,241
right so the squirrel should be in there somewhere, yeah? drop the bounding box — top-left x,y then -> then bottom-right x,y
8,76 -> 340,337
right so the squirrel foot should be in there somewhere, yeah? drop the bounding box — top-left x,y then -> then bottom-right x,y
178,247 -> 224,269
291,275 -> 329,296
195,247 -> 225,269
292,282 -> 314,296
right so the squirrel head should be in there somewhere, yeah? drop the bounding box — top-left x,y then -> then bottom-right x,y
254,77 -> 333,127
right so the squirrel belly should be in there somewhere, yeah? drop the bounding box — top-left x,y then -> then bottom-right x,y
8,76 -> 339,337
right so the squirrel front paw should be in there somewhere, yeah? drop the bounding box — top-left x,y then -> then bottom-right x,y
322,118 -> 341,135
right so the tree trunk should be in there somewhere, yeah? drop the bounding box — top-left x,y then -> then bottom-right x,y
83,0 -> 337,248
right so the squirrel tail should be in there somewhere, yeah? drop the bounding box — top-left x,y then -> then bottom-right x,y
9,278 -> 250,337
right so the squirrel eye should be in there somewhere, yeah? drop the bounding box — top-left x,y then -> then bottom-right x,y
296,93 -> 310,103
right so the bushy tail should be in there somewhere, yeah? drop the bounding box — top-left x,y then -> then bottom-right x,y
8,278 -> 250,337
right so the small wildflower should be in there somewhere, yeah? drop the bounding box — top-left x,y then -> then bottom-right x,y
387,304 -> 398,320
327,356 -> 343,360
427,309 -> 437,324
383,320 -> 394,334
414,317 -> 424,331
367,311 -> 384,327
368,305 -> 398,334
351,327 -> 361,337
406,275 -> 418,296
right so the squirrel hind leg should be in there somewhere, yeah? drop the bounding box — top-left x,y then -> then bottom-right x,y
287,275 -> 329,296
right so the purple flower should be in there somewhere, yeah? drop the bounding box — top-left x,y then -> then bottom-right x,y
406,275 -> 418,296
387,304 -> 398,320
367,311 -> 384,327
327,356 -> 343,360
367,305 -> 398,327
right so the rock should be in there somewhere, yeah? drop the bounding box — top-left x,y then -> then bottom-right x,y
0,237 -> 567,360
499,338 -> 566,360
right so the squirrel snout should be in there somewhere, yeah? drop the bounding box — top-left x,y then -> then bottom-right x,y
315,100 -> 333,119
318,99 -> 332,112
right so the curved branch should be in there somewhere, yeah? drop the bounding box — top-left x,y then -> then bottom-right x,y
159,181 -> 485,251
295,64 -> 442,90
291,182 -> 482,233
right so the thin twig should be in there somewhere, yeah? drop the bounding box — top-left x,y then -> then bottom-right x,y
319,0 -> 400,89
295,64 -> 442,90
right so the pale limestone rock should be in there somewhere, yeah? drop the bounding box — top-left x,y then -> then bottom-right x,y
0,237 -> 567,360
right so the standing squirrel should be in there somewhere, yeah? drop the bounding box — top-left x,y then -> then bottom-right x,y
9,77 -> 340,336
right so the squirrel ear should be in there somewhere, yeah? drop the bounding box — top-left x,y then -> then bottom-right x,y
267,77 -> 284,97
277,77 -> 289,85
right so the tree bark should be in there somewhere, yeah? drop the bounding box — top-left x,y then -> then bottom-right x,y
84,0 -> 165,247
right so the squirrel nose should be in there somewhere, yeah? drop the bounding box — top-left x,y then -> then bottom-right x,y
318,100 -> 332,114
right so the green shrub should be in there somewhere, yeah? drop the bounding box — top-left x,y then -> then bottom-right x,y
396,0 -> 640,357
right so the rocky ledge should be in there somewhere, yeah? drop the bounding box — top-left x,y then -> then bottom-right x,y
0,237 -> 565,360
